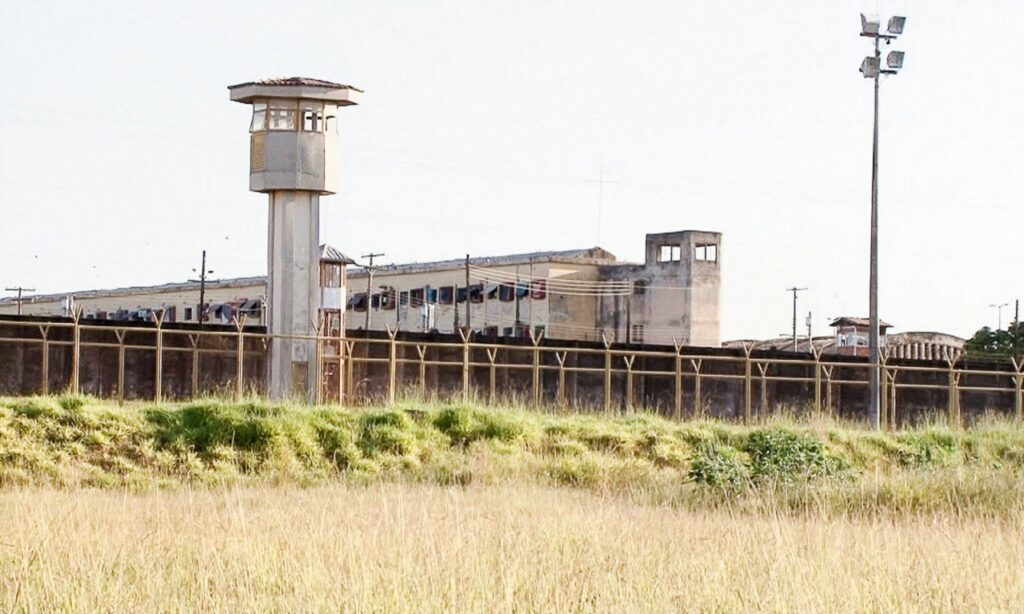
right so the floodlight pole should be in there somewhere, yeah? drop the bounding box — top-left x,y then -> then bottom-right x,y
868,32 -> 882,431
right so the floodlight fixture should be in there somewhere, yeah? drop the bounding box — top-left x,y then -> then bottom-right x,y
886,51 -> 905,70
861,13 -> 880,36
860,57 -> 879,78
887,16 -> 906,35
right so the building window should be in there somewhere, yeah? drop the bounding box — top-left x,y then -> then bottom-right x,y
381,287 -> 396,310
658,245 -> 681,263
456,286 -> 467,303
516,283 -> 529,299
438,286 -> 454,305
350,293 -> 367,312
695,243 -> 718,263
482,326 -> 499,337
426,287 -> 438,304
409,288 -> 425,307
530,280 -> 547,300
469,284 -> 484,303
184,307 -> 193,321
371,294 -> 382,309
502,327 -> 514,337
498,283 -> 515,302
399,291 -> 409,307
633,280 -> 647,296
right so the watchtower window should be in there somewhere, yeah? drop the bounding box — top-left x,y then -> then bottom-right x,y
300,101 -> 325,132
695,243 -> 718,263
249,102 -> 266,133
266,99 -> 297,131
657,245 -> 681,263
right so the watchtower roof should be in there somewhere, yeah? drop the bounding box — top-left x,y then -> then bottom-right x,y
228,76 -> 362,105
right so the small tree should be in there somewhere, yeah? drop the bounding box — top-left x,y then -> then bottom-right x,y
964,322 -> 1024,360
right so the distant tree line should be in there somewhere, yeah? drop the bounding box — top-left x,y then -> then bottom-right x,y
964,322 -> 1023,360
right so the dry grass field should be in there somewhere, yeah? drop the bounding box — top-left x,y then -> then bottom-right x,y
2,484 -> 1023,613
2,397 -> 1024,611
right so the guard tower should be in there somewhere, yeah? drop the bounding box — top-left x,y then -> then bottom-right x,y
228,77 -> 362,400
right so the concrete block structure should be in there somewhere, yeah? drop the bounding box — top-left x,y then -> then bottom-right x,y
347,230 -> 723,347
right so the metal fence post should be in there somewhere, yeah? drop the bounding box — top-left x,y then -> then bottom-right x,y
415,344 -> 427,399
312,317 -> 324,405
486,348 -> 498,404
887,367 -> 899,430
115,329 -> 127,404
336,330 -> 345,405
37,324 -> 50,395
756,362 -> 769,420
742,344 -> 753,423
812,347 -> 823,414
555,351 -> 567,408
602,334 -> 612,413
344,340 -> 356,404
623,355 -> 635,410
233,315 -> 246,401
387,326 -> 398,406
690,358 -> 703,418
945,350 -> 960,427
151,310 -> 164,403
530,328 -> 543,407
1013,357 -> 1024,423
673,340 -> 683,421
458,328 -> 471,403
70,307 -> 82,396
188,333 -> 199,400
822,364 -> 834,417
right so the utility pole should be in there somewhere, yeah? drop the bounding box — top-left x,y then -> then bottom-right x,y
188,250 -> 214,325
361,252 -> 385,331
4,287 -> 35,316
465,254 -> 471,333
859,12 -> 906,430
786,287 -> 807,352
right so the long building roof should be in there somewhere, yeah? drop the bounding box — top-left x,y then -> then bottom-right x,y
348,247 -> 617,277
0,245 -> 615,305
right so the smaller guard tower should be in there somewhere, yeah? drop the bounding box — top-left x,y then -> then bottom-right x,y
229,77 -> 361,400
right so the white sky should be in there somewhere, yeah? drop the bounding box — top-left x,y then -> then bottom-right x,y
0,0 -> 1021,341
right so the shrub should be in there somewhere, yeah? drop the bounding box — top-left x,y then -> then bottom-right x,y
688,442 -> 749,491
743,429 -> 848,484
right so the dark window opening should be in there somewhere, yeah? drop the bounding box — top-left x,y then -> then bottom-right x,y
498,283 -> 515,302
469,284 -> 484,303
410,288 -> 425,306
438,286 -> 454,305
530,280 -> 546,300
456,287 -> 467,303
633,280 -> 648,296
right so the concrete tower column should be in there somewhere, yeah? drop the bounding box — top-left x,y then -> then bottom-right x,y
266,191 -> 321,396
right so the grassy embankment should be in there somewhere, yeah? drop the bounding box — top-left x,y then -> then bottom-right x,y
2,395 -> 1023,514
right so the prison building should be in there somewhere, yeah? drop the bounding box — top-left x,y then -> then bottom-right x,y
347,230 -> 722,347
0,245 -> 354,330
